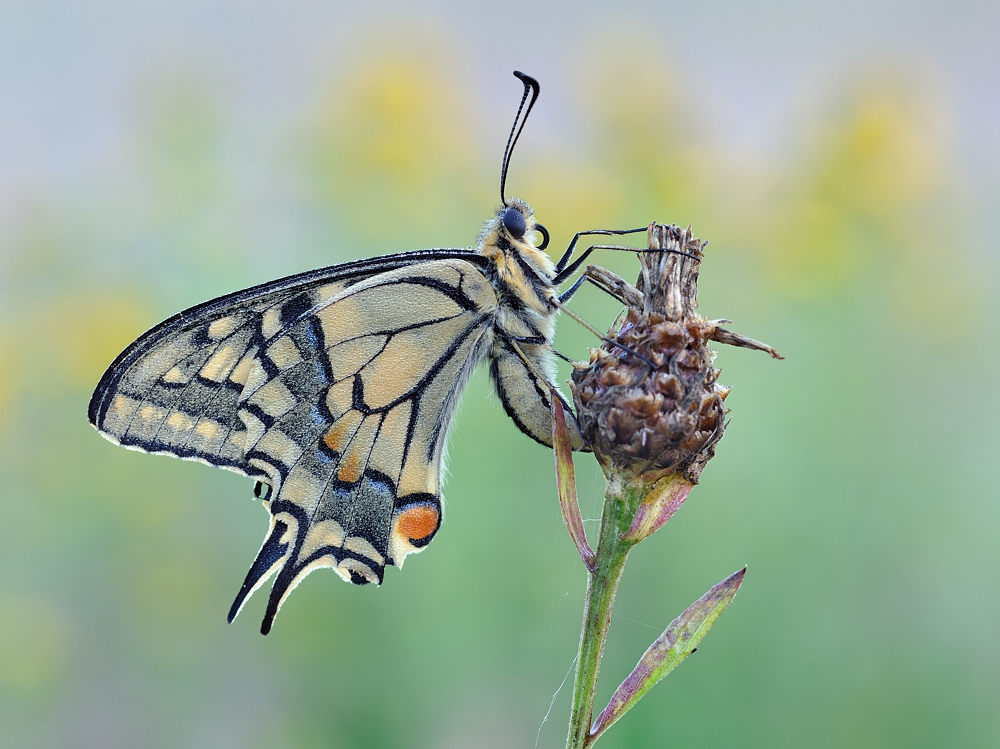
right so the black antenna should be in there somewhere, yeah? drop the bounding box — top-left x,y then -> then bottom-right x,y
499,71 -> 540,205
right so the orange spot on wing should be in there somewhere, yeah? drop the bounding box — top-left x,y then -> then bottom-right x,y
396,504 -> 439,542
324,419 -> 351,454
337,451 -> 362,483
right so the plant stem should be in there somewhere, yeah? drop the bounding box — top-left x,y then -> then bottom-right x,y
566,477 -> 641,749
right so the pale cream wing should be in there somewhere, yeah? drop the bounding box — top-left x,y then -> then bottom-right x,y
88,250 -> 484,476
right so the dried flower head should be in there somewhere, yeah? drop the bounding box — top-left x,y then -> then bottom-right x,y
557,225 -> 779,749
571,224 -> 781,483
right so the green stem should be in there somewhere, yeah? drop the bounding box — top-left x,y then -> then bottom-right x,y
566,478 -> 642,749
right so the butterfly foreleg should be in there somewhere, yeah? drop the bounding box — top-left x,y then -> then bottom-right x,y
553,227 -> 647,278
557,275 -> 587,304
555,241 -> 665,285
553,229 -> 705,286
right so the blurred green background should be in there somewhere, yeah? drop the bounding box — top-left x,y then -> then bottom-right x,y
2,2 -> 998,747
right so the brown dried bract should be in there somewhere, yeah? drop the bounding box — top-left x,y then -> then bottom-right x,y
571,224 -> 781,483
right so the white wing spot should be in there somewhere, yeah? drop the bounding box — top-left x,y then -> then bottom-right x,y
262,307 -> 282,339
208,316 -> 238,339
200,344 -> 239,382
163,366 -> 189,384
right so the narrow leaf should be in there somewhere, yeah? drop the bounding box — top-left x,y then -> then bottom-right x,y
590,567 -> 746,742
551,393 -> 594,569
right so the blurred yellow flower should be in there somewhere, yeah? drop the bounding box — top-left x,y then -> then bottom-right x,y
763,74 -> 954,297
16,294 -> 151,391
310,51 -> 481,245
578,49 -> 713,229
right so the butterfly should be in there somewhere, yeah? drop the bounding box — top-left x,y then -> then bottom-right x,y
89,71 -> 644,634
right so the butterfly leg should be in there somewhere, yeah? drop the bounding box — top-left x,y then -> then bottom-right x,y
553,229 -> 703,285
503,332 -> 574,366
559,265 -> 643,306
557,275 -> 587,304
553,227 -> 647,277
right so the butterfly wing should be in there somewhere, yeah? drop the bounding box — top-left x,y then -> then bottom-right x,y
89,249 -> 483,474
91,251 -> 498,633
220,259 -> 499,632
489,337 -> 588,451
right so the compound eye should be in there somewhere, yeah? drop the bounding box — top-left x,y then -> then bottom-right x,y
502,206 -> 527,238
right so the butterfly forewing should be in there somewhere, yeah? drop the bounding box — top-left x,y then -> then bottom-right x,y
88,250 -> 484,475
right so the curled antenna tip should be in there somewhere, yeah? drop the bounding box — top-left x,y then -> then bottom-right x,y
499,71 -> 541,205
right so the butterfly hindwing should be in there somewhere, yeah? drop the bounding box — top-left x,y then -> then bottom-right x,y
489,337 -> 588,451
224,259 -> 499,632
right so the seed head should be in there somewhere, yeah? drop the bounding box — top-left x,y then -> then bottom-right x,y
571,224 -> 779,483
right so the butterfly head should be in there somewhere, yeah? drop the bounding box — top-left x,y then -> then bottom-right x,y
500,200 -> 550,249
478,197 -> 556,291
481,72 -> 556,286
